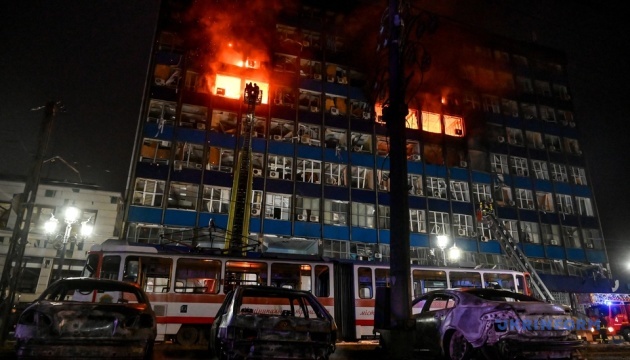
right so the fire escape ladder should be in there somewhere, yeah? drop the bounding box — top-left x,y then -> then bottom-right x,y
479,201 -> 555,302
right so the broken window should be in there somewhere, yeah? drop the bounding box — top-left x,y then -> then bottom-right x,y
264,193 -> 291,220
351,166 -> 374,190
429,211 -> 450,235
324,163 -> 347,186
179,104 -> 208,130
409,209 -> 426,233
207,147 -> 234,172
133,178 -> 165,208
167,181 -> 199,210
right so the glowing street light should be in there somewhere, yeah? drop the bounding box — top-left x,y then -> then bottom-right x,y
436,235 -> 449,266
448,244 -> 462,263
45,206 -> 93,280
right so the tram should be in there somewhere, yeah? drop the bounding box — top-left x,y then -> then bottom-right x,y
82,239 -> 531,345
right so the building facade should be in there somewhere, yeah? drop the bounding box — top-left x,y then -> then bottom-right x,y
123,1 -> 612,301
0,178 -> 122,302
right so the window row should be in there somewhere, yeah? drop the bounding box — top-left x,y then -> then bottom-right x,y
489,153 -> 587,185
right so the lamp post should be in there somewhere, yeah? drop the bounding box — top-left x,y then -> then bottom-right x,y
436,235 -> 449,266
448,243 -> 462,264
45,206 -> 93,280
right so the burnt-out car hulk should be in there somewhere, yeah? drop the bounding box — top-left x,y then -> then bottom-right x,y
409,289 -> 583,360
14,278 -> 156,360
209,285 -> 337,360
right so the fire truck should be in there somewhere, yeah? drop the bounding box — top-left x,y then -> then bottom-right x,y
586,293 -> 630,342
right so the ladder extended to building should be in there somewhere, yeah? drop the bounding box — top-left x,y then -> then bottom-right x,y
478,201 -> 555,302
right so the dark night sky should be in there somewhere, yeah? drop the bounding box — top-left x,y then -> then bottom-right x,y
1,1 -> 629,282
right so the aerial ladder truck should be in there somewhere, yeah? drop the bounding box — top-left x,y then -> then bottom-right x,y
225,83 -> 262,255
478,200 -> 555,303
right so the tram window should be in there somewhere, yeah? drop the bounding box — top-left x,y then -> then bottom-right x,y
271,263 -> 311,290
314,265 -> 330,297
82,254 -> 99,278
449,271 -> 482,289
224,261 -> 268,293
412,269 -> 446,297
100,256 -> 121,280
175,258 -> 221,294
123,257 -> 139,283
141,257 -> 172,293
375,268 -> 390,288
516,274 -> 526,294
483,272 -> 515,292
357,267 -> 373,299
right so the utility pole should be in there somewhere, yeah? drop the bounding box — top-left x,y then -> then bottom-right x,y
0,101 -> 62,343
381,0 -> 413,358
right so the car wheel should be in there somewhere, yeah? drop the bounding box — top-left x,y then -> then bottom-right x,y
447,330 -> 472,360
176,325 -> 199,346
622,327 -> 630,342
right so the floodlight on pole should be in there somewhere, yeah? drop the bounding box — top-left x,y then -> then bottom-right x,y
44,206 -> 92,280
448,244 -> 462,263
436,235 -> 449,266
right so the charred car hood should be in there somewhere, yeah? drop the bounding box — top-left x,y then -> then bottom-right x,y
15,301 -> 155,341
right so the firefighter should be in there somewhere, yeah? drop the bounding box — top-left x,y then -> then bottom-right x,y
599,313 -> 609,343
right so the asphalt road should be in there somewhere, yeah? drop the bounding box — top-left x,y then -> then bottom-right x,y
3,341 -> 630,359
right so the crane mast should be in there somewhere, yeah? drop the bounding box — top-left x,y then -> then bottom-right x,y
225,83 -> 261,255
478,201 -> 555,302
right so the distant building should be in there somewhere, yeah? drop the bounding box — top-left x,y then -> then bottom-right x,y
0,178 -> 122,302
122,1 -> 612,306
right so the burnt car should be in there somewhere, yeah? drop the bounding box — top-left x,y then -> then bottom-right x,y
409,289 -> 582,360
14,277 -> 156,360
209,285 -> 337,360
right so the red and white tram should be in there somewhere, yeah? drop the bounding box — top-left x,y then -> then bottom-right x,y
82,239 -> 531,345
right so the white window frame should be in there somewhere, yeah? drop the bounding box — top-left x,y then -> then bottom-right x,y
472,183 -> 492,203
531,160 -> 549,180
491,153 -> 509,174
521,222 -> 540,244
409,209 -> 426,233
571,166 -> 587,185
408,174 -> 424,196
202,186 -> 231,213
351,166 -> 374,190
296,158 -> 322,184
378,205 -> 390,229
515,188 -> 534,209
324,200 -> 349,225
556,194 -> 574,215
429,211 -> 450,235
550,163 -> 568,182
133,178 -> 165,207
450,180 -> 470,202
264,193 -> 291,220
351,202 -> 376,228
510,156 -> 529,177
426,177 -> 447,199
324,163 -> 347,186
452,213 -> 474,237
576,197 -> 594,216
267,155 -> 293,180
295,196 -> 320,222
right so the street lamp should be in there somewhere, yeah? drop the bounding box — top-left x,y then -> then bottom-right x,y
448,243 -> 461,263
45,206 -> 93,280
436,235 -> 449,266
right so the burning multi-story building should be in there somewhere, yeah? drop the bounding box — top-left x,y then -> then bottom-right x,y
124,0 -> 612,304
